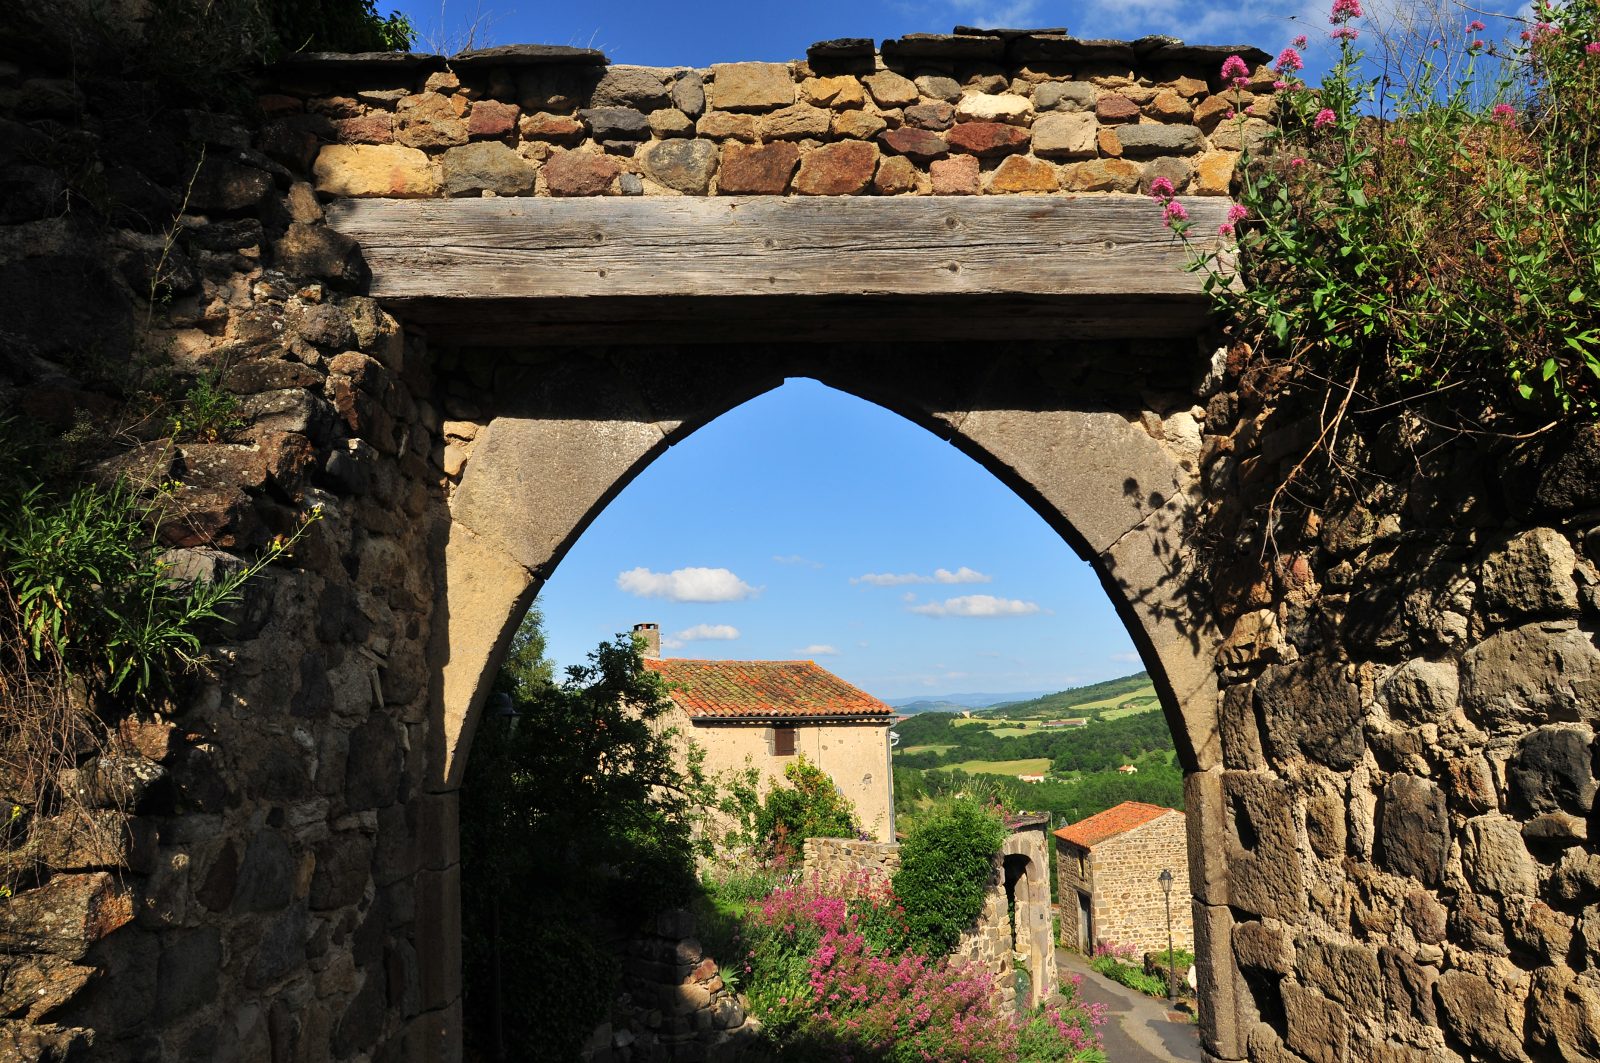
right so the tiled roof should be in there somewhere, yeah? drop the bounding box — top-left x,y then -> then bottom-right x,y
1053,801 -> 1179,849
642,658 -> 893,720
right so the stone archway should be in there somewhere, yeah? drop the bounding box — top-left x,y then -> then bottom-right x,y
417,339 -> 1234,1051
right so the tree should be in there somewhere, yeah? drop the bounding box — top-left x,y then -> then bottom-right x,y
460,612 -> 697,1059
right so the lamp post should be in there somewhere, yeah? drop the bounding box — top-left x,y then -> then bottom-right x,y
1158,868 -> 1176,1004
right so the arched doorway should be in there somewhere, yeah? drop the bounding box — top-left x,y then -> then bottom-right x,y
413,340 -> 1232,1054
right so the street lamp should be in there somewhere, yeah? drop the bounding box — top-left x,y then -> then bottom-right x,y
1158,868 -> 1176,1003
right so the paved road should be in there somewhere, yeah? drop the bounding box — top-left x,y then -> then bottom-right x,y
1056,950 -> 1202,1063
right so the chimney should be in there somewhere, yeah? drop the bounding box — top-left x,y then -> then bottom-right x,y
633,622 -> 661,659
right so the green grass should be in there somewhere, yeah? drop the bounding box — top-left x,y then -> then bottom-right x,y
901,744 -> 956,755
944,758 -> 1052,776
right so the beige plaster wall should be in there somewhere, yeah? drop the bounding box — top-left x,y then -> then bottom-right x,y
684,714 -> 894,841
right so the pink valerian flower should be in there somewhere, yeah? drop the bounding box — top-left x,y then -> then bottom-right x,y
1587,42 -> 1600,54
1314,107 -> 1337,129
1468,20 -> 1486,32
1227,204 -> 1249,224
1220,54 -> 1251,88
1275,46 -> 1305,73
1492,103 -> 1517,126
1472,39 -> 1486,50
1274,80 -> 1288,90
1290,156 -> 1307,166
1149,176 -> 1176,201
1330,0 -> 1362,23
1163,200 -> 1189,227
1332,27 -> 1360,41
1294,34 -> 1309,49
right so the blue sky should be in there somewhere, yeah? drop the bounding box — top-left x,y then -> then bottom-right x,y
535,380 -> 1144,701
400,0 -> 1335,70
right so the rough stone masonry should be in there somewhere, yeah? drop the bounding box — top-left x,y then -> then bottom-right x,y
1,21 -> 1599,1063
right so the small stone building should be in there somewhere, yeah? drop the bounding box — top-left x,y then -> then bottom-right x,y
637,624 -> 895,840
1055,801 -> 1193,956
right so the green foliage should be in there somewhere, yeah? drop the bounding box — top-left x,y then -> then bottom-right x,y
460,619 -> 701,1059
891,800 -> 1007,956
0,467 -> 312,698
1090,954 -> 1170,999
753,756 -> 860,866
1179,1 -> 1600,424
993,672 -> 1153,719
170,371 -> 243,443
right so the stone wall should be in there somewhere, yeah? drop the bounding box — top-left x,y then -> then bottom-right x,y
587,909 -> 759,1063
279,33 -> 1275,204
1187,374 -> 1600,1063
803,819 -> 1059,1010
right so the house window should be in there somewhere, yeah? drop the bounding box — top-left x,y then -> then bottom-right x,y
1077,852 -> 1088,878
773,726 -> 796,756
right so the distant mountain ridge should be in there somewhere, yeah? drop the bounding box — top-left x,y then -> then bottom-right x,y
886,690 -> 1054,713
982,671 -> 1153,718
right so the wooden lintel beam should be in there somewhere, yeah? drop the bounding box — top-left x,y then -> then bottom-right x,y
325,195 -> 1228,304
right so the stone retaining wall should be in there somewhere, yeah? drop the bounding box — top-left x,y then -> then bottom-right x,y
271,33 -> 1275,203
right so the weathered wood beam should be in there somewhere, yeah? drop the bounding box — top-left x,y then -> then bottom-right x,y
324,195 -> 1229,341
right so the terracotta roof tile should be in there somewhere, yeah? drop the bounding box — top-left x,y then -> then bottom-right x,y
1053,801 -> 1179,849
642,658 -> 893,720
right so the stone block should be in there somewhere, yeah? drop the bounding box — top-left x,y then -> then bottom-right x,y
0,873 -> 132,960
440,142 -> 535,197
1294,934 -> 1381,1019
1232,919 -> 1293,974
1064,158 -> 1141,192
1281,984 -> 1348,1063
1184,768 -> 1229,905
987,155 -> 1058,193
1114,124 -> 1204,156
415,867 -> 462,1011
1193,901 -> 1249,1059
672,71 -> 705,116
578,106 -> 650,140
794,141 -> 877,196
1096,94 -> 1140,122
1222,771 -> 1305,920
1034,81 -> 1096,111
757,103 -> 831,140
1194,151 -> 1237,195
717,142 -> 799,194
543,150 -> 619,196
466,99 -> 519,138
879,126 -> 949,162
156,926 -> 222,1019
313,145 -> 441,198
862,70 -> 917,107
1435,969 -> 1531,1063
695,111 -> 756,141
873,155 -> 918,195
955,93 -> 1032,124
591,66 -> 671,109
1031,111 -> 1096,158
708,63 -> 794,111
1254,657 -> 1364,770
1463,814 -> 1539,898
1481,528 -> 1578,620
1509,724 -> 1597,815
1461,623 -> 1600,727
945,121 -> 1029,156
234,830 -> 296,912
1376,774 -> 1449,886
644,139 -> 718,194
832,109 -> 886,139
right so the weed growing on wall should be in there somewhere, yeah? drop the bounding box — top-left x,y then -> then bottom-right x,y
1165,0 -> 1600,426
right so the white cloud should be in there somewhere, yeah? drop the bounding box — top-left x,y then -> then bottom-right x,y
677,623 -> 741,642
1110,651 -> 1143,664
908,594 -> 1044,618
800,644 -> 840,656
616,566 -> 758,602
853,566 -> 991,587
772,554 -> 824,569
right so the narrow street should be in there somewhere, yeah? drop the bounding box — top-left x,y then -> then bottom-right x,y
1056,950 -> 1202,1063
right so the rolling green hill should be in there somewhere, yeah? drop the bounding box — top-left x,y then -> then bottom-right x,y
982,671 -> 1155,720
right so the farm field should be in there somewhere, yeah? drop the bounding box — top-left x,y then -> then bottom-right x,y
944,757 -> 1052,776
900,744 -> 956,756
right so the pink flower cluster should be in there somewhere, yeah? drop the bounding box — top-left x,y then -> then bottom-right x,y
1149,177 -> 1188,228
1314,107 -> 1337,130
1219,203 -> 1249,239
1492,103 -> 1517,127
1220,54 -> 1251,88
1330,0 -> 1361,23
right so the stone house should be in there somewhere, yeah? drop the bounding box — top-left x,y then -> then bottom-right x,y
1055,801 -> 1193,956
635,623 -> 895,841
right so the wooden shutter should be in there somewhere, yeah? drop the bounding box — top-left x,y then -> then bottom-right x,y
773,726 -> 796,756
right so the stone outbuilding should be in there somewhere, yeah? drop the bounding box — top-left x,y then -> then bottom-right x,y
1055,801 -> 1192,956
637,624 -> 895,840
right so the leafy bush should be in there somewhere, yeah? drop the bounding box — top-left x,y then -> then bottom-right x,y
1090,943 -> 1174,1000
891,800 -> 1007,956
1167,0 -> 1600,424
754,756 -> 860,866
